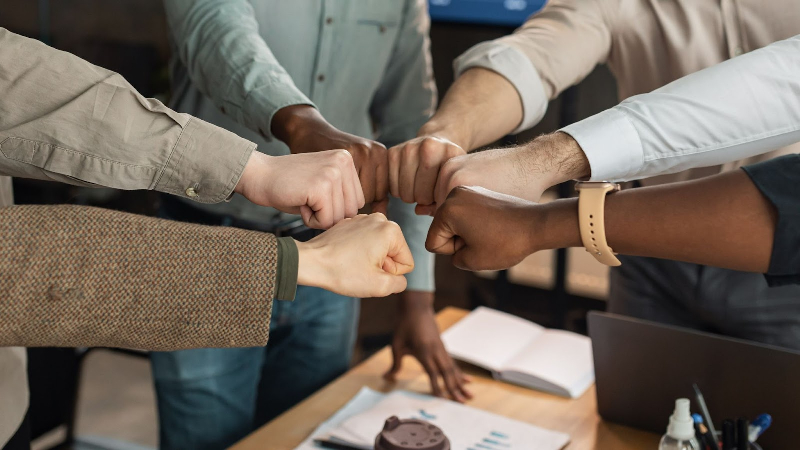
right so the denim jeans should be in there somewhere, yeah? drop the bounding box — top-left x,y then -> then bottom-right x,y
150,287 -> 359,450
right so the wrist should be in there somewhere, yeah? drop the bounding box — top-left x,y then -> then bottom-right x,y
296,240 -> 328,289
235,152 -> 272,203
271,104 -> 326,150
534,198 -> 582,252
399,290 -> 435,314
418,119 -> 472,151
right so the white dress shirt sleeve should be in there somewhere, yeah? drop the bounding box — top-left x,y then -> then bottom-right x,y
454,41 -> 549,134
562,34 -> 800,182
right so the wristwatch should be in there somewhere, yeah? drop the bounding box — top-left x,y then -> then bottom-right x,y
574,181 -> 622,266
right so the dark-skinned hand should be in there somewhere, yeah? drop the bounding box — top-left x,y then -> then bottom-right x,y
384,291 -> 472,402
426,186 -> 543,271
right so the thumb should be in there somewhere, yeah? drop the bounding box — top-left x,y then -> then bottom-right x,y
383,255 -> 414,276
451,243 -> 480,271
373,272 -> 407,297
299,205 -> 316,228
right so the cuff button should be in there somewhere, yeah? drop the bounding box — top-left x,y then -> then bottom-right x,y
185,187 -> 199,197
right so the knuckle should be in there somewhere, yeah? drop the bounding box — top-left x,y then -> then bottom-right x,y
334,149 -> 353,164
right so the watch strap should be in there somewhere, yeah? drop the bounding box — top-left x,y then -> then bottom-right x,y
578,185 -> 621,266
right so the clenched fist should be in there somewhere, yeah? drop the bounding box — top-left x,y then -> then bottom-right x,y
235,150 -> 364,229
426,186 -> 545,271
273,105 -> 389,210
387,135 -> 466,207
297,213 -> 414,298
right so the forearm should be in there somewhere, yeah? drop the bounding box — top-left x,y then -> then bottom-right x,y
163,0 -> 311,140
0,28 -> 255,204
0,205 -> 284,350
537,170 -> 775,272
420,68 -> 523,151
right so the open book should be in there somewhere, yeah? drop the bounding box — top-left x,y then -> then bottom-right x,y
441,307 -> 594,398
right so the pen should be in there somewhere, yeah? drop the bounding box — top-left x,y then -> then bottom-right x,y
698,422 -> 717,450
313,438 -> 365,450
693,384 -> 720,450
748,414 -> 772,442
721,420 -> 734,450
693,414 -> 704,445
737,418 -> 749,450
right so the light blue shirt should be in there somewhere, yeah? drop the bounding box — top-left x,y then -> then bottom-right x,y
163,0 -> 437,291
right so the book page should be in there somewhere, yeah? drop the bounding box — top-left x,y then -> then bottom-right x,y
441,307 -> 544,371
502,330 -> 594,397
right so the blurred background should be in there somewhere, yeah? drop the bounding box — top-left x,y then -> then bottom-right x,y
1,1 -> 619,448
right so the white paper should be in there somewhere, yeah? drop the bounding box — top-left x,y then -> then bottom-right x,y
327,390 -> 569,450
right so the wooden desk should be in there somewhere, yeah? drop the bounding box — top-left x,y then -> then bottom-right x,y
231,307 -> 660,449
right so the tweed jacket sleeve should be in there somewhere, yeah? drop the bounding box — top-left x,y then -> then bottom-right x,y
0,204 -> 287,351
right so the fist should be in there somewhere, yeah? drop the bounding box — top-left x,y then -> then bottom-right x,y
426,186 -> 540,271
297,213 -> 414,298
236,150 -> 364,229
388,136 -> 466,207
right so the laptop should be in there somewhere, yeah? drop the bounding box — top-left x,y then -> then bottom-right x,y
588,312 -> 800,448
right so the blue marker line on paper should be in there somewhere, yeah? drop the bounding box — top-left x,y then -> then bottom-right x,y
483,438 -> 511,447
418,409 -> 436,420
475,444 -> 493,450
490,431 -> 509,439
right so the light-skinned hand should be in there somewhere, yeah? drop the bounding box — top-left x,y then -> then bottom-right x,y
273,105 -> 390,212
296,213 -> 414,297
235,150 -> 364,229
387,135 -> 466,207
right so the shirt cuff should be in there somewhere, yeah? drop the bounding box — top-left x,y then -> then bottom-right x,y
561,108 -> 644,181
154,117 -> 256,204
741,155 -> 800,285
454,41 -> 548,134
275,237 -> 298,301
243,75 -> 316,142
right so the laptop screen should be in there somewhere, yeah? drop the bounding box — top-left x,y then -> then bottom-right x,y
428,0 -> 547,27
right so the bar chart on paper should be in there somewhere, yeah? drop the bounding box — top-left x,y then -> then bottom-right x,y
428,0 -> 547,26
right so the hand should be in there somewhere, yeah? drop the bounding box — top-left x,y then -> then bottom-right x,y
235,150 -> 364,229
384,291 -> 473,402
273,105 -> 389,211
387,135 -> 466,207
426,186 -> 544,271
423,132 -> 589,215
296,213 -> 414,297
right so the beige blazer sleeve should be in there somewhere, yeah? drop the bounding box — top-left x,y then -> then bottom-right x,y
0,28 -> 255,204
0,204 -> 280,350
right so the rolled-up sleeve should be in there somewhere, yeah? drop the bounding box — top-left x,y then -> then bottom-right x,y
0,28 -> 255,204
741,155 -> 800,286
454,0 -> 613,134
163,0 -> 313,141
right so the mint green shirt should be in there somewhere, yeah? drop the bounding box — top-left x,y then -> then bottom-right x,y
163,0 -> 436,291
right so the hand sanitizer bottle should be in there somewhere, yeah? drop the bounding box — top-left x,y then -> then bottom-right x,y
659,399 -> 701,450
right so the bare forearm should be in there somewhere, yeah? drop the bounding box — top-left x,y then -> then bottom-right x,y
420,68 -> 523,150
538,170 -> 776,272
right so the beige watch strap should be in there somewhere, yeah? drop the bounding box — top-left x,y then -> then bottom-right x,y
577,184 -> 621,266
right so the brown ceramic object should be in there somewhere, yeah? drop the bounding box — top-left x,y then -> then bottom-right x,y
374,416 -> 450,450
